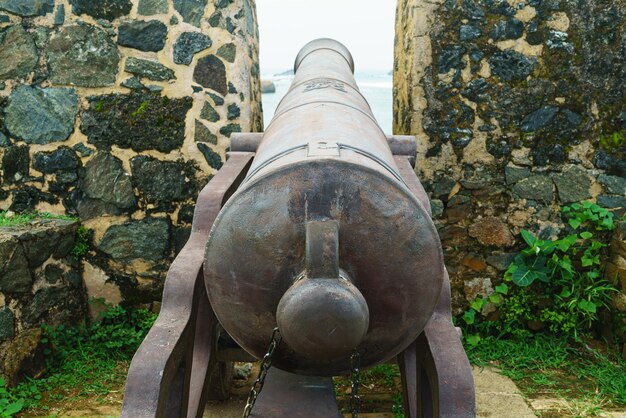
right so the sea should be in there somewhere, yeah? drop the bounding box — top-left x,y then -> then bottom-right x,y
260,69 -> 393,134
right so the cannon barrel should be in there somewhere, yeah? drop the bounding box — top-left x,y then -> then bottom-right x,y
203,39 -> 444,375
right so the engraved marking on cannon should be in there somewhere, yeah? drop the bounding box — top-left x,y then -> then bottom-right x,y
304,79 -> 347,93
307,141 -> 340,156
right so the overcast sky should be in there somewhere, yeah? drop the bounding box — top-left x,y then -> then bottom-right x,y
255,0 -> 396,73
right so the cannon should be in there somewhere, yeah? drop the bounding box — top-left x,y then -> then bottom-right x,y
122,39 -> 475,418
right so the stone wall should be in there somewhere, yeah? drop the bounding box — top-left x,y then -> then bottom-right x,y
394,0 -> 625,313
0,219 -> 86,385
0,0 -> 262,306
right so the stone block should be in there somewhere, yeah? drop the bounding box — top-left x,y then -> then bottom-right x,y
512,175 -> 554,202
0,235 -> 32,293
81,152 -> 136,210
0,0 -> 53,17
0,307 -> 15,342
173,32 -> 212,65
130,156 -> 198,203
489,49 -> 536,81
2,145 -> 29,184
32,147 -> 80,174
598,174 -> 626,196
125,57 -> 175,81
99,218 -> 170,262
0,25 -> 37,81
553,166 -> 592,204
48,24 -> 120,87
194,55 -> 227,95
69,0 -> 131,20
138,0 -> 167,15
118,20 -> 168,52
5,86 -> 78,144
173,0 -> 208,27
197,142 -> 223,169
469,217 -> 515,247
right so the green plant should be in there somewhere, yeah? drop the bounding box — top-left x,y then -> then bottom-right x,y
461,283 -> 509,345
0,378 -> 24,417
70,225 -> 90,258
392,392 -> 405,418
43,304 -> 157,366
463,202 -> 621,339
1,305 -> 157,414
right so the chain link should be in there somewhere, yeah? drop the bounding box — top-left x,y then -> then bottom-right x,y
349,350 -> 362,418
242,327 -> 282,418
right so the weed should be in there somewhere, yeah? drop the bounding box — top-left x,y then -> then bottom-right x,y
363,364 -> 400,389
0,378 -> 24,417
70,225 -> 90,258
565,394 -> 607,417
1,305 -> 156,415
462,202 -> 623,342
392,392 -> 405,418
0,211 -> 77,227
466,335 -> 626,408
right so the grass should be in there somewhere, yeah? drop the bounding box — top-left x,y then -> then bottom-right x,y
2,302 -> 623,417
466,334 -> 626,411
333,363 -> 404,416
0,305 -> 156,417
0,210 -> 77,227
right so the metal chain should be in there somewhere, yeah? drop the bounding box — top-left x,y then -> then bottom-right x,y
242,327 -> 282,418
349,350 -> 362,418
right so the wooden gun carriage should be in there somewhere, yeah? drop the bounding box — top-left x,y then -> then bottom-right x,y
121,39 -> 475,418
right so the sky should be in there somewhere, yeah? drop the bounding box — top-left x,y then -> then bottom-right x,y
255,0 -> 397,74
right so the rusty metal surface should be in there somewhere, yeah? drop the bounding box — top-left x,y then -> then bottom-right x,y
230,132 -> 417,157
396,153 -> 475,418
205,160 -> 443,376
204,39 -> 444,376
387,135 -> 418,157
394,155 -> 431,215
419,269 -> 475,417
246,39 -> 400,188
398,271 -> 475,418
250,368 -> 342,418
121,152 -> 254,418
230,133 -> 264,152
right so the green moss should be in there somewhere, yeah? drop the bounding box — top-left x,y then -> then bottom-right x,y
131,101 -> 149,118
94,101 -> 104,112
81,93 -> 192,153
599,131 -> 626,151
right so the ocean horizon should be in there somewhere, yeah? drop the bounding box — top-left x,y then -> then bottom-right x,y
260,69 -> 393,134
